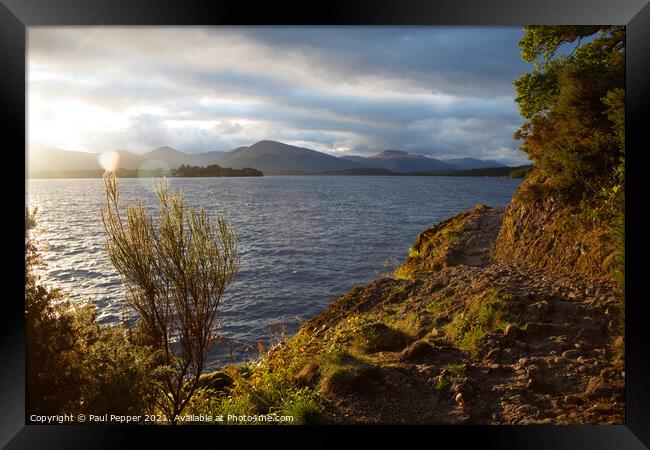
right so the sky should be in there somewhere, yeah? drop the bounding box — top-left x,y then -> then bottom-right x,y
28,26 -> 532,165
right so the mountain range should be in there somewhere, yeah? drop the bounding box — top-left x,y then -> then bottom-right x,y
27,140 -> 507,176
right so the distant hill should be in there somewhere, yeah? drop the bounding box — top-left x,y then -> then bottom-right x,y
341,150 -> 458,173
216,140 -> 365,174
411,165 -> 532,177
442,157 -> 505,170
27,146 -> 226,174
27,141 -> 513,177
140,146 -> 194,168
28,148 -> 102,172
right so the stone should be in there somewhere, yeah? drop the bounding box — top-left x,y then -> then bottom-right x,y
516,404 -> 539,416
195,371 -> 234,392
562,349 -> 582,359
564,395 -> 582,405
484,348 -> 501,362
295,361 -> 320,386
524,322 -> 556,336
504,324 -> 523,340
399,340 -> 438,363
583,377 -> 616,400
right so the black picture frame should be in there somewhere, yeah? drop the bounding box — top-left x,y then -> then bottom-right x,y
2,0 -> 648,447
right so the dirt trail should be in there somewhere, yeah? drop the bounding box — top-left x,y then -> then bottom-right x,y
323,206 -> 624,424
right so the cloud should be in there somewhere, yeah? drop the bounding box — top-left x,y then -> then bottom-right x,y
28,26 -> 531,164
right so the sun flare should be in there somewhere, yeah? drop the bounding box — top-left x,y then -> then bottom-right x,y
98,151 -> 121,172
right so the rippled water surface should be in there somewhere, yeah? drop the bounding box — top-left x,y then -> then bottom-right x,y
27,176 -> 522,369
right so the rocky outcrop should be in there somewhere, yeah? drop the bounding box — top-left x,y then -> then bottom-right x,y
493,177 -> 620,281
267,202 -> 624,425
394,204 -> 504,278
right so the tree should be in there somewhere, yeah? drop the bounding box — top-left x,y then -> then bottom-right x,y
100,173 -> 239,424
513,26 -> 624,207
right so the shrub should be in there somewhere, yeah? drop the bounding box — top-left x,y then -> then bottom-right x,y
25,208 -> 161,418
101,173 -> 239,424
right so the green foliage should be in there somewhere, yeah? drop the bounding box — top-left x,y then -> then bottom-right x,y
172,164 -> 263,177
80,325 -> 165,415
513,26 -> 625,204
508,166 -> 533,179
408,246 -> 420,258
101,173 -> 239,424
518,26 -> 603,64
186,363 -> 328,425
393,265 -> 415,281
25,209 -> 162,417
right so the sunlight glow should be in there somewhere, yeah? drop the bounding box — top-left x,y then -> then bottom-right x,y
98,151 -> 121,172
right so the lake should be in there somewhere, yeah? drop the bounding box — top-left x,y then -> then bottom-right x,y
27,175 -> 522,370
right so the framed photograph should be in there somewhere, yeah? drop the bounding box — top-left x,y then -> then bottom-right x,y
2,0 -> 648,447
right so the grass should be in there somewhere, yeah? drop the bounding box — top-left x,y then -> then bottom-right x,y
393,222 -> 464,280
185,361 -> 328,425
351,322 -> 413,353
389,311 -> 428,340
442,363 -> 466,376
444,292 -> 511,356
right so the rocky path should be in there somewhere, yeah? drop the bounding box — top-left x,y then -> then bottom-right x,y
323,206 -> 624,424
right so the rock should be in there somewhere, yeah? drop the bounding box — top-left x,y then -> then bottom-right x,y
484,348 -> 502,362
195,370 -> 234,393
564,395 -> 582,405
587,404 -> 614,415
399,340 -> 438,362
504,324 -> 523,340
524,322 -> 558,336
583,377 -> 616,400
600,368 -> 616,379
577,328 -> 602,342
516,404 -> 539,416
322,365 -> 383,398
295,361 -> 320,386
562,349 -> 582,359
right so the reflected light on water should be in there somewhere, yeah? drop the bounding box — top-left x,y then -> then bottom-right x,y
98,151 -> 121,172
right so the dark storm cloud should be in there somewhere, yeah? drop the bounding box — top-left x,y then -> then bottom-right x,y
220,27 -> 528,96
28,27 -> 531,164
